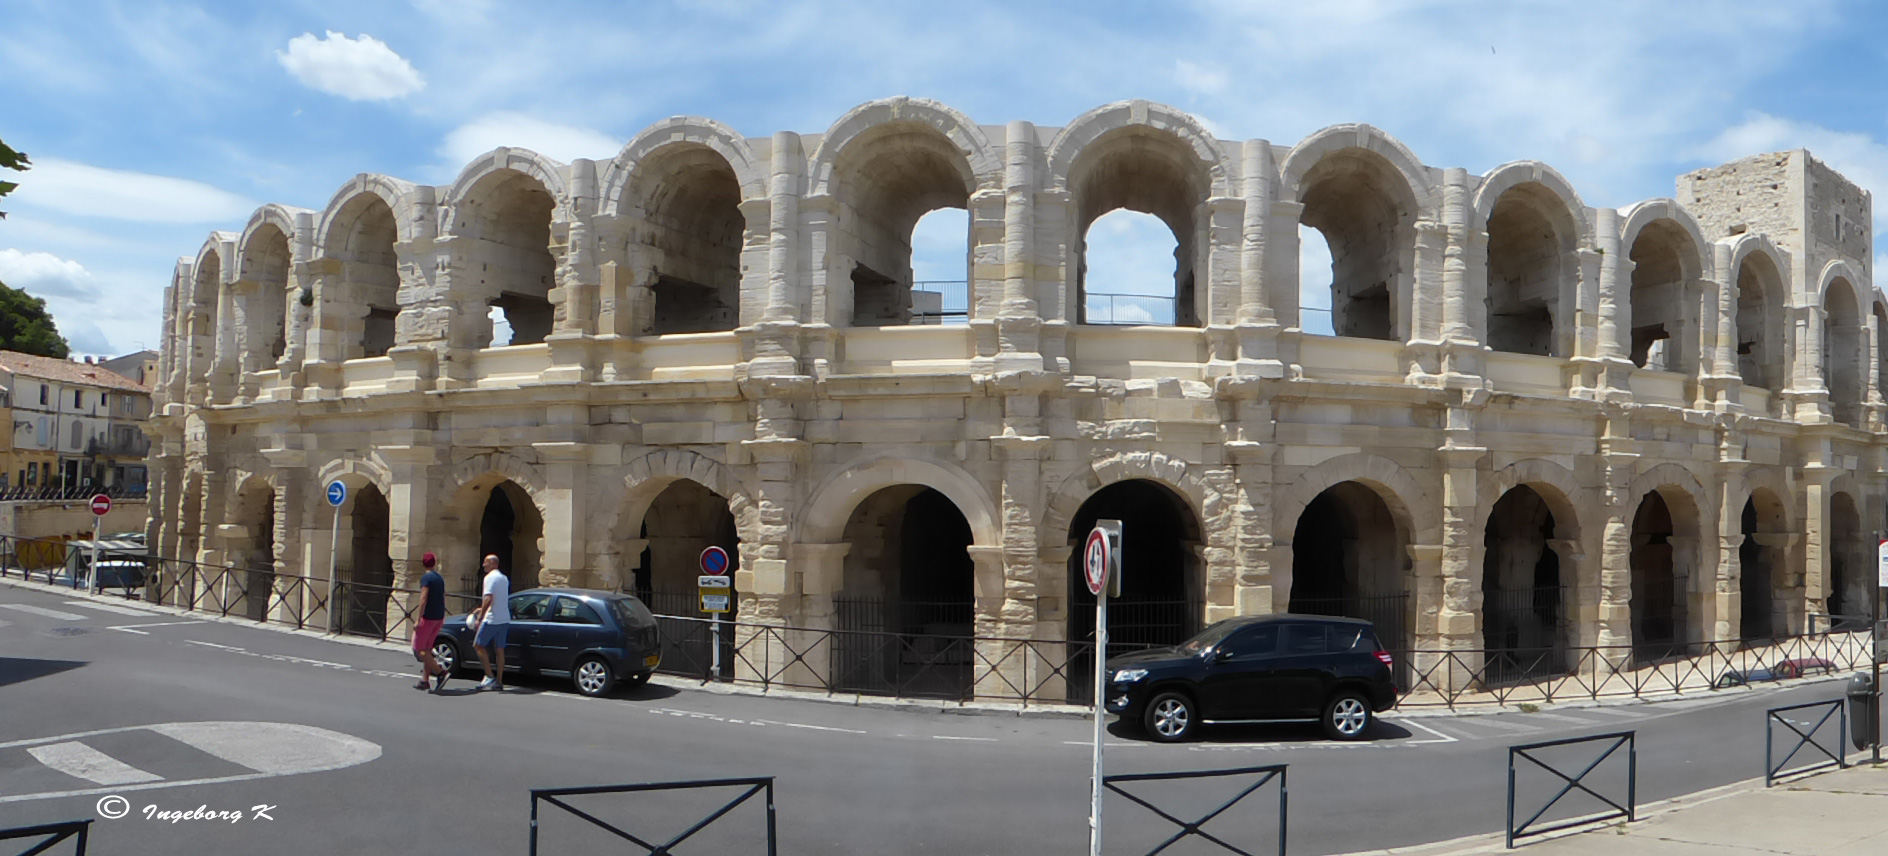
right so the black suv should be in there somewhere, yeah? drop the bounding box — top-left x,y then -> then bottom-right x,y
1103,614 -> 1398,742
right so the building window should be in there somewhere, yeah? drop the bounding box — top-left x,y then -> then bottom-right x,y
23,467 -> 33,486
38,385 -> 46,406
100,393 -> 108,410
73,390 -> 82,409
68,421 -> 79,448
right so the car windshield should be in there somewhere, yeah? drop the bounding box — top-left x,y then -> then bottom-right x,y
1179,620 -> 1241,655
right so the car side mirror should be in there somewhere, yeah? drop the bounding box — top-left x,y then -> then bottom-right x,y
1214,649 -> 1234,663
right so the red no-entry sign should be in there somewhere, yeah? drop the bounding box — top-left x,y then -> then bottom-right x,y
89,494 -> 111,516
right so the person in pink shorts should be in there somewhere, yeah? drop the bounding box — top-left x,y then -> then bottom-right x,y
412,552 -> 449,692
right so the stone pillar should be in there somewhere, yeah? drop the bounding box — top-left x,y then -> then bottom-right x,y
1225,429 -> 1276,620
1790,305 -> 1832,423
1802,464 -> 1835,630
534,440 -> 588,590
1596,409 -> 1637,656
1592,209 -> 1633,400
545,160 -> 600,385
1036,543 -> 1074,701
779,541 -> 844,689
1569,246 -> 1604,398
379,448 -> 439,640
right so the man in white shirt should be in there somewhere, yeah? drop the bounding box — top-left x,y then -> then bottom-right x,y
471,554 -> 511,691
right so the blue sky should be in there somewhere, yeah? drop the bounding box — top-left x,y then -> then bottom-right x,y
2,0 -> 1885,353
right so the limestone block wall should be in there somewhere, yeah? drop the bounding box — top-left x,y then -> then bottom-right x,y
149,99 -> 1888,696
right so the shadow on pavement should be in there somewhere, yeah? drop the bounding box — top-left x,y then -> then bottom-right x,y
0,656 -> 87,687
1105,717 -> 1414,745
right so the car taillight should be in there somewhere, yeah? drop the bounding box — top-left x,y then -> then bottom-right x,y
1374,651 -> 1394,667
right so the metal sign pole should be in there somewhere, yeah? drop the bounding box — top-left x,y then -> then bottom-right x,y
1090,586 -> 1107,856
326,502 -> 340,633
88,510 -> 101,595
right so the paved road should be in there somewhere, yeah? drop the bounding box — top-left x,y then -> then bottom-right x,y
0,581 -> 1871,855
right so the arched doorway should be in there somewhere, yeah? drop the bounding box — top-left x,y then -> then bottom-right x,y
1481,486 -> 1569,682
832,486 -> 975,698
1739,490 -> 1789,641
1066,480 -> 1202,703
630,479 -> 739,678
477,481 -> 543,591
831,124 -> 974,328
1629,490 -> 1696,662
1484,184 -> 1577,356
342,484 -> 392,636
1289,481 -> 1410,683
1298,150 -> 1417,340
234,480 -> 276,622
625,147 -> 746,335
1828,492 -> 1865,630
1626,220 -> 1700,376
1825,278 -> 1864,427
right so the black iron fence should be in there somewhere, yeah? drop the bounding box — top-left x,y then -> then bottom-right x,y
1506,731 -> 1636,849
0,819 -> 89,855
0,534 -> 1875,709
1289,593 -> 1411,688
1104,765 -> 1288,856
529,778 -> 776,856
1765,698 -> 1848,786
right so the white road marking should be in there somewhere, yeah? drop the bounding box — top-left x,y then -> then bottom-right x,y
65,600 -> 158,617
0,603 -> 86,621
1450,717 -> 1540,734
108,626 -> 149,635
185,639 -> 242,651
1520,711 -> 1607,725
0,618 -> 11,628
1400,718 -> 1460,744
26,741 -> 163,785
752,719 -> 866,734
1574,707 -> 1644,718
108,620 -> 203,631
0,721 -> 382,804
932,735 -> 998,742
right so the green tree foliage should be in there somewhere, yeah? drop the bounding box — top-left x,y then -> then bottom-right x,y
0,279 -> 70,358
0,137 -> 27,220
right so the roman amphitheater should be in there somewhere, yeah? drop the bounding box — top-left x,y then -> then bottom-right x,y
150,97 -> 1884,698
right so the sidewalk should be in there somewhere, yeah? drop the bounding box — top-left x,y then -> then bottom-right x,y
1391,762 -> 1888,855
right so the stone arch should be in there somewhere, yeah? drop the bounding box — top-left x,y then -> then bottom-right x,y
1048,102 -> 1230,328
1814,259 -> 1867,317
1273,453 -> 1436,548
189,233 -> 236,308
1476,167 -> 1587,356
798,456 -> 1000,547
599,117 -> 767,217
1471,161 -> 1590,241
1619,202 -> 1710,374
1476,458 -> 1587,542
607,449 -> 759,546
606,128 -> 753,335
1725,234 -> 1790,393
809,97 -> 1001,197
316,454 -> 396,499
1625,463 -> 1712,521
237,205 -> 312,272
1280,123 -> 1435,213
443,147 -> 569,216
1624,463 -> 1712,656
1044,100 -> 1232,198
1618,201 -> 1711,283
314,174 -> 428,256
1729,467 -> 1797,533
236,211 -> 302,373
447,452 -> 550,509
1041,450 -> 1226,550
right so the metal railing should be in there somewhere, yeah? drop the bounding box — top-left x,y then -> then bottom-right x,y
1104,765 -> 1288,856
1085,292 -> 1177,326
0,820 -> 89,855
911,280 -> 969,325
529,777 -> 776,856
1505,731 -> 1636,848
0,484 -> 148,502
1765,699 -> 1847,786
0,534 -> 1874,710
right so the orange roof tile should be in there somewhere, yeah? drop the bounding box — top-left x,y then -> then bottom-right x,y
0,351 -> 152,394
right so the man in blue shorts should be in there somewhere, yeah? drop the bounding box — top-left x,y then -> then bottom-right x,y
471,554 -> 510,691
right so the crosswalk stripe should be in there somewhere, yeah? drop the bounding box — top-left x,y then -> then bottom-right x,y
27,741 -> 164,785
65,601 -> 159,617
0,603 -> 87,621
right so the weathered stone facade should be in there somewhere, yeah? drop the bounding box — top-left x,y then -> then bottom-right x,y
151,99 -> 1885,693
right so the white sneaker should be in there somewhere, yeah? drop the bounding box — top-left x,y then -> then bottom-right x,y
477,677 -> 496,690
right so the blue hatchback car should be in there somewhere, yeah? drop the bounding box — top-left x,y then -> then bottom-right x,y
430,588 -> 662,696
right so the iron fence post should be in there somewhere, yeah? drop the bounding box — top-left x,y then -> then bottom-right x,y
1505,753 -> 1516,849
1627,734 -> 1637,821
1278,766 -> 1289,856
529,792 -> 539,856
765,779 -> 778,856
1765,709 -> 1774,786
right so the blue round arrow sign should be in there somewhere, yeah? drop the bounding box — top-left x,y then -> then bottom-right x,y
326,480 -> 347,507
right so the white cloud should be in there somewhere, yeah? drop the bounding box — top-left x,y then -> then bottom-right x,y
277,31 -> 425,101
1174,60 -> 1228,97
437,113 -> 624,173
9,159 -> 255,224
1084,210 -> 1179,298
0,249 -> 99,301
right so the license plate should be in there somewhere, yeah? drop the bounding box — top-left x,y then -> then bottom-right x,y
643,654 -> 659,667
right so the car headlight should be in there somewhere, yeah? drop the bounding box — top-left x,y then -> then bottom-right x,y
1112,668 -> 1149,683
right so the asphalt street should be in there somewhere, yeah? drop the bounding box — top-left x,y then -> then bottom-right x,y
0,580 -> 1872,855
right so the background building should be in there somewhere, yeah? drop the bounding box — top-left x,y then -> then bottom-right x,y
150,100 -> 1885,699
0,351 -> 153,496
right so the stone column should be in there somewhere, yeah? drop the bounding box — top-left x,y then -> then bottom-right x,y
1790,305 -> 1832,423
1569,246 -> 1604,398
1802,462 -> 1835,630
780,540 -> 845,689
544,159 -> 600,384
1592,209 -> 1633,400
1036,543 -> 1074,701
379,447 -> 440,640
1596,408 -> 1638,656
533,439 -> 589,590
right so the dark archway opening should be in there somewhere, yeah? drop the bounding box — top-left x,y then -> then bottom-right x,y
1828,492 -> 1864,630
344,485 -> 392,636
1739,498 -> 1774,640
633,480 -> 739,679
1481,486 -> 1569,683
833,486 -> 975,698
1066,480 -> 1201,703
478,481 -> 542,592
1289,481 -> 1410,685
1629,491 -> 1687,662
240,486 -> 276,622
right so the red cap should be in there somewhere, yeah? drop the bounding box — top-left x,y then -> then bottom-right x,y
421,552 -> 436,568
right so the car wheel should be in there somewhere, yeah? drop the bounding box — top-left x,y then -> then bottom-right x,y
573,657 -> 615,697
622,671 -> 651,689
1143,691 -> 1195,743
432,638 -> 461,676
1323,690 -> 1373,741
